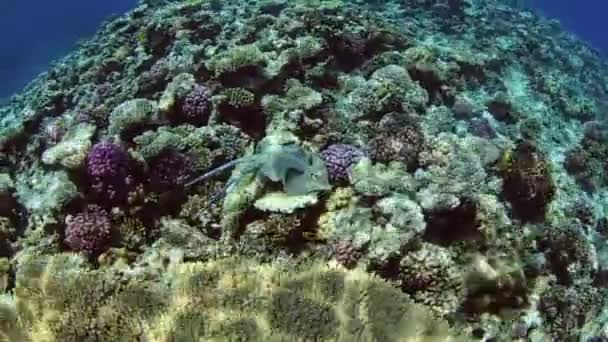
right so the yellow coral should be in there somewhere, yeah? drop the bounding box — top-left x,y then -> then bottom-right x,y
221,87 -> 256,108
6,253 -> 464,341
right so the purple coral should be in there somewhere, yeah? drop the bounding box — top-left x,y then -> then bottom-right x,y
148,149 -> 194,192
320,144 -> 365,183
181,84 -> 212,123
64,204 -> 112,256
86,141 -> 133,205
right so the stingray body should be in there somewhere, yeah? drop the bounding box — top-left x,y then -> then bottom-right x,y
186,140 -> 330,203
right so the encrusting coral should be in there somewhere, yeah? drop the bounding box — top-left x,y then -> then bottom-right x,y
0,253 -> 464,342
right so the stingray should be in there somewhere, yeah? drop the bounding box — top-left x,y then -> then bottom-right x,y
186,141 -> 330,202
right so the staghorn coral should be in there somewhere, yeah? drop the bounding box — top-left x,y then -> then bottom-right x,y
116,216 -> 150,251
179,190 -> 223,234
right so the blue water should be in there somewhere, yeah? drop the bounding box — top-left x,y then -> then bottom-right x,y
535,0 -> 608,56
0,1 -> 607,99
0,0 -> 138,99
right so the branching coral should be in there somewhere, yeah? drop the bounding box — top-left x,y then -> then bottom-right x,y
399,243 -> 464,316
64,204 -> 113,256
86,141 -> 135,205
320,143 -> 366,184
539,283 -> 605,340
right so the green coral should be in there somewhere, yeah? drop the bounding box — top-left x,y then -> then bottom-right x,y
0,106 -> 38,150
3,253 -> 461,341
41,123 -> 96,169
284,79 -> 323,111
319,192 -> 425,264
108,98 -> 160,136
206,44 -> 266,76
158,73 -> 197,113
15,169 -> 79,228
349,158 -> 415,196
219,87 -> 256,108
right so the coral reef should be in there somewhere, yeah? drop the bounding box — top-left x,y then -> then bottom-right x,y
319,143 -> 365,183
86,141 -> 135,205
500,140 -> 555,222
63,204 -> 113,256
2,253 -> 463,341
1,0 -> 608,339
